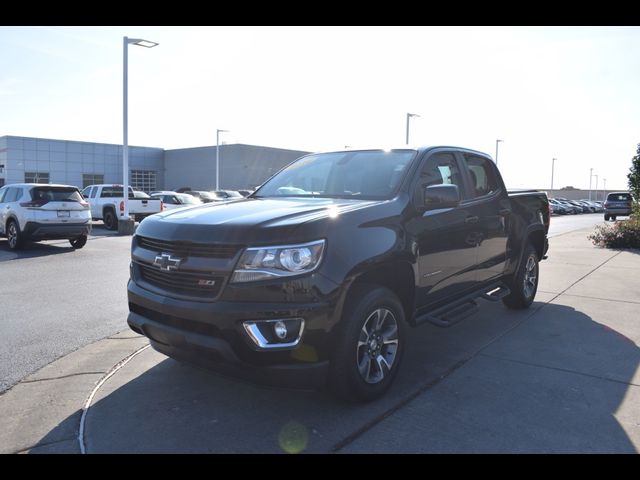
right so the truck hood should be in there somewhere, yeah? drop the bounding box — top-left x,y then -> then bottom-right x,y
135,197 -> 379,245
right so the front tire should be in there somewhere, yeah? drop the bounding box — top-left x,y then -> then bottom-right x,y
69,235 -> 87,249
503,243 -> 539,310
6,220 -> 24,250
329,285 -> 406,402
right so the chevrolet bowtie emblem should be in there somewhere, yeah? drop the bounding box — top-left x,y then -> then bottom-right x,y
153,253 -> 182,271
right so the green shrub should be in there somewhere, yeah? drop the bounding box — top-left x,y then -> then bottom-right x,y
589,217 -> 640,249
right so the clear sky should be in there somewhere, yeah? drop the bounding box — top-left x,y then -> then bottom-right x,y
1,26 -> 639,190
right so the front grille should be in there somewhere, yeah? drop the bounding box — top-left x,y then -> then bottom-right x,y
138,263 -> 224,299
137,236 -> 241,259
130,303 -> 222,338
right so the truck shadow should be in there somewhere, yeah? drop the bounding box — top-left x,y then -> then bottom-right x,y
34,301 -> 639,453
0,239 -> 77,259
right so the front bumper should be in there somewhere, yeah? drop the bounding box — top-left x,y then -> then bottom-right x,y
127,280 -> 336,389
23,221 -> 91,240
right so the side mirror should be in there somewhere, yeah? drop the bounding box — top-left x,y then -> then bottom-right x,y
423,184 -> 460,210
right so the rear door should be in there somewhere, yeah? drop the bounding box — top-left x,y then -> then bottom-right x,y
459,152 -> 510,283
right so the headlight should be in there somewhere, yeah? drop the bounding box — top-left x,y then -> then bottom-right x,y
231,239 -> 325,283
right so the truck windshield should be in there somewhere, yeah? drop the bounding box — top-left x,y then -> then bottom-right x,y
255,150 -> 416,199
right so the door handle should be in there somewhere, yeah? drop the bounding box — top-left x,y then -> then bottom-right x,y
465,215 -> 479,224
499,208 -> 511,216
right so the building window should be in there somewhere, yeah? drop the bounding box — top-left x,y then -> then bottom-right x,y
25,172 -> 50,184
0,179 -> 5,187
82,174 -> 104,188
0,164 -> 4,174
130,170 -> 156,193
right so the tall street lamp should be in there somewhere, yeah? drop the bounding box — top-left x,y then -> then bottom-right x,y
495,139 -> 503,166
216,129 -> 229,191
122,36 -> 158,233
593,174 -> 599,202
551,158 -> 557,190
406,113 -> 420,145
589,167 -> 593,201
602,178 -> 606,202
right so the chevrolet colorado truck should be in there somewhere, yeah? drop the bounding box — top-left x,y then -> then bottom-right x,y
127,146 -> 550,401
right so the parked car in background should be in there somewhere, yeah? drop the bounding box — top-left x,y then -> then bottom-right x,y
213,190 -> 244,200
81,184 -> 163,230
150,191 -> 203,210
549,199 -> 569,215
554,199 -> 580,214
0,183 -> 91,250
237,189 -> 254,197
604,192 -> 634,221
180,190 -> 225,203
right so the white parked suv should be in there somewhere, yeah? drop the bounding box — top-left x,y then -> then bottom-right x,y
0,183 -> 91,250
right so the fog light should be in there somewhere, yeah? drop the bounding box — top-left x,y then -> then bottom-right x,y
274,320 -> 287,339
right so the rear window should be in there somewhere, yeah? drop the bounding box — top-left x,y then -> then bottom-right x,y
607,193 -> 632,202
31,187 -> 83,203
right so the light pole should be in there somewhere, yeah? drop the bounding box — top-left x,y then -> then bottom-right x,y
551,158 -> 557,190
122,36 -> 158,233
406,113 -> 420,145
495,139 -> 503,166
593,174 -> 599,202
589,168 -> 593,201
602,178 -> 606,202
216,129 -> 229,191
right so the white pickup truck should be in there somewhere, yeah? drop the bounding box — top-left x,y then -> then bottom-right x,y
81,184 -> 163,230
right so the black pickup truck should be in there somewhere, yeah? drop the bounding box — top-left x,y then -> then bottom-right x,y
127,146 -> 549,401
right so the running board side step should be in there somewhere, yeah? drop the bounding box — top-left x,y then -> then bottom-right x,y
415,282 -> 511,328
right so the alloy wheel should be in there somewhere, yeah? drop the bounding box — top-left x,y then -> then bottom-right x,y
356,308 -> 399,384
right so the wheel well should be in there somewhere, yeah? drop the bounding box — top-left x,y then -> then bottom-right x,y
528,229 -> 545,260
348,262 -> 415,324
103,205 -> 115,217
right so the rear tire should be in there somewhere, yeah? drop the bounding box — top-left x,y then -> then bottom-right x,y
503,243 -> 539,310
329,285 -> 406,403
6,220 -> 24,250
103,209 -> 117,230
604,214 -> 610,221
612,215 -> 617,221
69,235 -> 87,249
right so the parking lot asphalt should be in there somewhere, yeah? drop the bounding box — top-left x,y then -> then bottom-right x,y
1,221 -> 638,453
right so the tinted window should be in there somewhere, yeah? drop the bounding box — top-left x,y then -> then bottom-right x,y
0,187 -> 7,203
464,154 -> 500,198
31,187 -> 83,202
607,193 -> 632,202
256,150 -> 416,199
4,188 -> 21,203
420,152 -> 465,193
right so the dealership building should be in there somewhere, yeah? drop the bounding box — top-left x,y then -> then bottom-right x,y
0,135 -> 308,192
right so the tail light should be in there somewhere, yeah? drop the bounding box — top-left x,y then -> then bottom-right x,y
120,200 -> 124,212
79,199 -> 90,210
20,199 -> 49,207
604,202 -> 610,208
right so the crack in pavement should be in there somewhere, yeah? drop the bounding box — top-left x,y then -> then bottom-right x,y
21,372 -> 105,384
477,352 -> 640,388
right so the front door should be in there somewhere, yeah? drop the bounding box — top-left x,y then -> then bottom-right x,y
407,150 -> 480,309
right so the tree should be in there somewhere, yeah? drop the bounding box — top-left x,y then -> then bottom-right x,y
629,143 -> 640,201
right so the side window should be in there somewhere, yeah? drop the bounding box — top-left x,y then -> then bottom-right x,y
419,152 -> 465,196
463,154 -> 500,198
81,186 -> 91,198
4,188 -> 19,203
90,187 -> 98,198
0,187 -> 7,203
